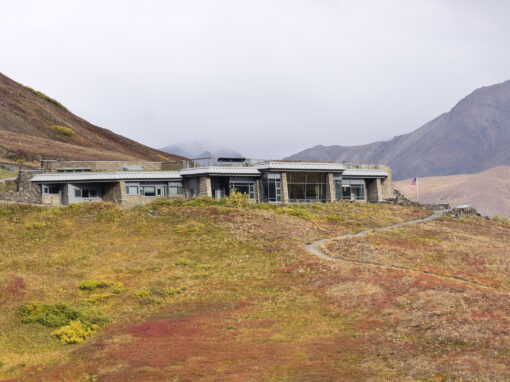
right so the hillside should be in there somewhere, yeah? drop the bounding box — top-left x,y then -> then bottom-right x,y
0,73 -> 184,162
395,165 -> 510,217
1,200 -> 509,381
287,80 -> 510,180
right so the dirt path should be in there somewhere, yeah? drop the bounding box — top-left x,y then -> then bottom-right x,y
305,210 -> 506,292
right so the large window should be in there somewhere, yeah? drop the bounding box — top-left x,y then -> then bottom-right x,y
334,175 -> 343,201
261,173 -> 281,203
141,185 -> 156,197
43,185 -> 60,194
169,182 -> 184,196
342,179 -> 366,201
288,172 -> 326,203
229,179 -> 255,199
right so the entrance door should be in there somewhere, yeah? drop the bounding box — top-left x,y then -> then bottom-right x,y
342,185 -> 351,200
156,185 -> 166,197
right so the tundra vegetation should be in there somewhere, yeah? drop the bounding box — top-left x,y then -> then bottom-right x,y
0,197 -> 509,381
48,125 -> 75,137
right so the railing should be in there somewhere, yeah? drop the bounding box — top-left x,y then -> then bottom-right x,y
178,157 -> 383,170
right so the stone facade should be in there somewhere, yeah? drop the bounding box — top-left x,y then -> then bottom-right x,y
281,172 -> 289,204
41,160 -> 165,173
0,170 -> 42,204
380,166 -> 395,200
254,179 -> 261,202
199,176 -> 212,197
325,173 -> 335,202
103,181 -> 126,204
366,178 -> 383,202
161,161 -> 187,171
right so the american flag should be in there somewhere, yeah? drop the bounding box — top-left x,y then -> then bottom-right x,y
411,177 -> 417,185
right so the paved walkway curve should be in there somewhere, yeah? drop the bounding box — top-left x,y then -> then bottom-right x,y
305,210 -> 506,292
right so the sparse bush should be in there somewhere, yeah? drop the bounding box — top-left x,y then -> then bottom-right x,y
23,85 -> 67,110
174,258 -> 211,270
288,207 -> 314,219
49,125 -> 75,137
51,320 -> 99,345
174,220 -> 205,234
17,302 -> 109,328
79,280 -> 112,291
85,293 -> 114,305
133,286 -> 185,304
24,221 -> 47,230
492,215 -> 510,225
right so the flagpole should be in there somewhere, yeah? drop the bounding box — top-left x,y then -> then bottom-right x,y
416,177 -> 419,203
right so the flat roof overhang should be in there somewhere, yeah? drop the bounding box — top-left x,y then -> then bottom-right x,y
31,171 -> 182,184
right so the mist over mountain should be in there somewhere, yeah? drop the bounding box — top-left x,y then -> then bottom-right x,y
161,141 -> 244,159
287,80 -> 510,180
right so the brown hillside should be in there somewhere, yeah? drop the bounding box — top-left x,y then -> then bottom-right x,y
395,165 -> 510,217
0,72 -> 185,162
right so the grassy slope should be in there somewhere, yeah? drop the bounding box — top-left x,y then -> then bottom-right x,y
0,73 -> 185,162
0,201 -> 508,381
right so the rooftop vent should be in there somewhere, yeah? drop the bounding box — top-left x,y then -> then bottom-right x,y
123,166 -> 143,171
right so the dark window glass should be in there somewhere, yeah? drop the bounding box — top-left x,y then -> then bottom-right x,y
90,190 -> 97,197
82,190 -> 90,198
75,189 -> 82,197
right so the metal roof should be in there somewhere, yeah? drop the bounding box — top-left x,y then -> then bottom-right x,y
31,171 -> 182,183
253,161 -> 344,171
180,166 -> 261,176
342,168 -> 388,177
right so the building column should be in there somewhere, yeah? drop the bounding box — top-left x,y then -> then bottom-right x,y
199,176 -> 212,197
367,178 -> 383,202
380,166 -> 395,200
254,179 -> 261,203
281,172 -> 289,204
326,173 -> 335,202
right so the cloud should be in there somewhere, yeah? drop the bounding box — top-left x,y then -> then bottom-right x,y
1,0 -> 510,157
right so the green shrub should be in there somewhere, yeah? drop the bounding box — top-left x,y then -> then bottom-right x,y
222,189 -> 250,207
174,258 -> 211,270
288,208 -> 314,219
51,320 -> 99,345
23,85 -> 67,110
492,215 -> 510,225
79,279 -> 112,291
49,125 -> 75,137
24,221 -> 48,230
133,286 -> 186,304
17,302 -> 109,328
85,293 -> 114,305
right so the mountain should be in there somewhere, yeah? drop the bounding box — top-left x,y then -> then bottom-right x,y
395,165 -> 510,217
161,141 -> 244,159
0,72 -> 184,162
287,80 -> 510,180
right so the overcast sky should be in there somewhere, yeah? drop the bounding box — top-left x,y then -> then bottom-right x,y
1,0 -> 510,158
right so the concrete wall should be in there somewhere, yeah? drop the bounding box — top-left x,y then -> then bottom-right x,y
41,194 -> 62,206
41,160 -> 165,173
66,183 -> 104,204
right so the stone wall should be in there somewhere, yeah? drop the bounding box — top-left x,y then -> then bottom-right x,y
199,177 -> 212,197
385,189 -> 450,211
366,178 -> 383,202
161,161 -> 187,171
380,166 -> 395,200
0,170 -> 42,204
103,181 -> 126,204
325,173 -> 335,202
281,172 -> 289,204
41,160 -> 165,173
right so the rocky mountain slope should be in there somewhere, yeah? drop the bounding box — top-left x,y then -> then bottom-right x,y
395,165 -> 510,217
0,73 -> 184,162
161,141 -> 244,159
287,80 -> 510,180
